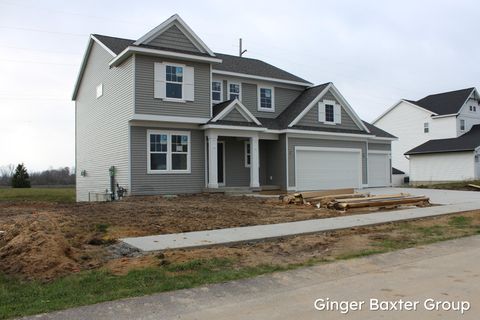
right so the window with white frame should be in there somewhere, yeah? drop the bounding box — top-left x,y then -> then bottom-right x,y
424,122 -> 429,133
148,131 -> 190,173
325,104 -> 335,122
229,82 -> 241,100
258,87 -> 274,111
244,141 -> 251,167
165,65 -> 183,99
460,119 -> 466,131
470,105 -> 477,112
96,83 -> 103,98
212,80 -> 222,104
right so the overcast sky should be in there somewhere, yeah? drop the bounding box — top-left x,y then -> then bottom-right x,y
0,0 -> 478,171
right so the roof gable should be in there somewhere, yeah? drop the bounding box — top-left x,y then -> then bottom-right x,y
211,99 -> 261,125
134,14 -> 215,57
144,24 -> 200,53
283,83 -> 370,133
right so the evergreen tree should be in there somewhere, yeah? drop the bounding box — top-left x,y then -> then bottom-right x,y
11,163 -> 31,188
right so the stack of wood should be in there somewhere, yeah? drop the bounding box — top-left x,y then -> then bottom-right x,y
282,189 -> 430,212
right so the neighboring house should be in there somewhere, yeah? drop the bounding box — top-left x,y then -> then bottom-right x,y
72,14 -> 395,201
392,167 -> 406,186
373,88 -> 480,175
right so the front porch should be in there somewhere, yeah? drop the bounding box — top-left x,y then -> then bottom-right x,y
204,129 -> 283,191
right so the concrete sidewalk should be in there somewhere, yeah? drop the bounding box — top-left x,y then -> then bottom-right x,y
122,200 -> 480,251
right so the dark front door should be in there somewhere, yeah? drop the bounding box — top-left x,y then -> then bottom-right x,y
217,142 -> 225,185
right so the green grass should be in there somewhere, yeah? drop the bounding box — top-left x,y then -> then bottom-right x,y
0,258 -> 288,319
0,187 -> 75,203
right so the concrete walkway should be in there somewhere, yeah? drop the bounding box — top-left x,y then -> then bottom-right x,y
122,188 -> 480,251
25,236 -> 480,319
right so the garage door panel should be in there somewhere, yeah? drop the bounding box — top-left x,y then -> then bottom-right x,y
368,153 -> 390,187
296,149 -> 361,190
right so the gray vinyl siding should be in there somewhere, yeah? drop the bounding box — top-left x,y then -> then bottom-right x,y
296,91 -> 362,131
369,143 -> 391,151
135,55 -> 211,118
222,137 -> 250,187
75,42 -> 134,202
287,137 -> 368,187
130,126 -> 205,194
145,25 -> 200,53
222,108 -> 249,122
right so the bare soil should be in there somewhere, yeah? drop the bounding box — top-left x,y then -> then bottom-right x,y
0,194 -> 478,281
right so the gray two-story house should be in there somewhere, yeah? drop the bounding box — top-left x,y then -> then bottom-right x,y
72,14 -> 395,201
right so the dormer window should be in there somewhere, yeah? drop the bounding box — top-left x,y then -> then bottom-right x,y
325,104 -> 334,122
258,86 -> 275,112
166,65 -> 183,99
318,100 -> 341,124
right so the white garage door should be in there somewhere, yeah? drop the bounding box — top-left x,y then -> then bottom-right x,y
295,147 -> 362,191
368,152 -> 391,187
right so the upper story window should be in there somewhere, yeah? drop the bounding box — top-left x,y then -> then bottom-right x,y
96,83 -> 103,99
423,122 -> 429,133
318,100 -> 341,124
154,62 -> 194,102
460,119 -> 466,131
470,105 -> 477,112
228,82 -> 241,100
166,65 -> 183,99
258,86 -> 275,112
148,130 -> 190,173
212,80 -> 222,104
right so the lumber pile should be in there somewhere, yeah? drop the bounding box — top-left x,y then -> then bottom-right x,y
468,184 -> 480,190
282,189 -> 430,212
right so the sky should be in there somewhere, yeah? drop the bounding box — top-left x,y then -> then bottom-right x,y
0,0 -> 478,171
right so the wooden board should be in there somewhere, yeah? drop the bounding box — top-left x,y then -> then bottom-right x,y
296,188 -> 355,199
337,196 -> 429,209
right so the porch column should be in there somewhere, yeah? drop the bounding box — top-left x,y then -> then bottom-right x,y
250,136 -> 260,188
207,133 -> 218,189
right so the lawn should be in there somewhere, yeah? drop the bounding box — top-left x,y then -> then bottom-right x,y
1,212 -> 480,319
0,187 -> 75,203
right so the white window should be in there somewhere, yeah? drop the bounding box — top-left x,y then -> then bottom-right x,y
154,62 -> 194,102
212,80 -> 222,104
96,83 -> 103,98
228,82 -> 241,100
460,119 -> 466,131
166,65 -> 183,99
148,130 -> 190,173
244,141 -> 251,167
424,122 -> 429,133
258,86 -> 275,112
318,100 -> 341,124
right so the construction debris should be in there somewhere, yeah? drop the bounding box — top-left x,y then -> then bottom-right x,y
282,189 -> 430,212
468,184 -> 480,190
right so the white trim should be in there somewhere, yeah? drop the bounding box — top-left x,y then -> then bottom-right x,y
263,128 -> 396,141
294,146 -> 363,190
257,85 -> 275,112
285,135 -> 289,188
211,79 -> 223,104
227,81 -> 242,101
163,62 -> 185,100
109,46 -> 222,67
372,99 -> 437,124
319,99 -> 336,124
91,34 -> 116,57
212,69 -> 312,87
201,124 -> 267,132
289,85 -> 330,127
147,130 -> 191,174
368,150 -> 391,154
218,141 -> 226,186
131,114 -> 209,124
133,14 -> 215,56
244,140 -> 251,168
431,113 -> 458,119
210,99 -> 262,125
96,83 -> 103,99
460,119 -> 466,131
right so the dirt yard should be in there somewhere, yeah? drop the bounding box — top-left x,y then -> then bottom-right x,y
0,194 -> 479,281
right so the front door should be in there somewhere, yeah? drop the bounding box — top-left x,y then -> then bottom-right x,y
217,142 -> 225,186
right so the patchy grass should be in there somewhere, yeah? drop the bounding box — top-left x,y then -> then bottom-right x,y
1,212 -> 480,319
0,187 -> 75,203
416,180 -> 480,191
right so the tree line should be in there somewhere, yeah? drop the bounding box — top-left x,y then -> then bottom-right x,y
0,164 -> 75,187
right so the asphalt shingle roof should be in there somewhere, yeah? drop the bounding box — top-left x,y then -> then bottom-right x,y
407,88 -> 474,115
405,124 -> 480,155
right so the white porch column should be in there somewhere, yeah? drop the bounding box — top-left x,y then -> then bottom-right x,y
207,133 -> 218,189
250,136 -> 260,188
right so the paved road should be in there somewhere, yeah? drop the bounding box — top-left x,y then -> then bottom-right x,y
25,235 -> 480,320
122,187 -> 480,251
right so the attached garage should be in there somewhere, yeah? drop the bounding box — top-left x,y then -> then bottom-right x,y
295,147 -> 362,190
367,152 -> 391,187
